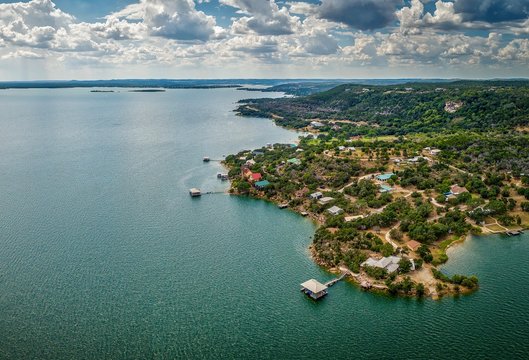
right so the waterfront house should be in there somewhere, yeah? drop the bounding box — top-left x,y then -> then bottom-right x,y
406,240 -> 421,252
251,173 -> 262,182
327,206 -> 343,216
361,256 -> 401,274
254,180 -> 270,190
310,121 -> 325,128
309,192 -> 323,200
242,168 -> 253,179
287,158 -> 302,166
318,197 -> 334,205
376,173 -> 395,182
300,279 -> 328,300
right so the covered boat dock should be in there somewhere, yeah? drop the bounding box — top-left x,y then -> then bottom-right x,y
300,279 -> 328,300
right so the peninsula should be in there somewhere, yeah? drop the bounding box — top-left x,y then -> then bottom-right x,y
224,81 -> 529,299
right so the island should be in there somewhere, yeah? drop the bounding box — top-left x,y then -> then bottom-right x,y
223,81 -> 529,299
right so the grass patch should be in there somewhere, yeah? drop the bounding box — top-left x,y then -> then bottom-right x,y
439,235 -> 460,251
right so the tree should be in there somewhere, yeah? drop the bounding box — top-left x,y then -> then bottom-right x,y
381,243 -> 394,257
418,244 -> 433,263
415,283 -> 425,297
399,258 -> 413,273
389,228 -> 403,242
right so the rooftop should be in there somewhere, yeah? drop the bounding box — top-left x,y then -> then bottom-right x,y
376,173 -> 395,181
407,240 -> 421,251
254,180 -> 270,188
288,158 -> 302,165
327,206 -> 343,214
300,279 -> 328,293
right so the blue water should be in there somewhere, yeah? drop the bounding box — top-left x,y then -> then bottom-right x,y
0,88 -> 528,359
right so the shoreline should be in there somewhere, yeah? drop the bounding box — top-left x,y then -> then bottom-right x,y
222,93 -> 528,300
225,186 -> 484,299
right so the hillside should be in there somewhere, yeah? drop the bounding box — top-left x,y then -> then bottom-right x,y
237,80 -> 529,135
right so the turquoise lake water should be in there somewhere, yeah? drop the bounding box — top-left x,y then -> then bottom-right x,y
0,88 -> 528,359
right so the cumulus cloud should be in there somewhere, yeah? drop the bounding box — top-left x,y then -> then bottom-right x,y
454,0 -> 529,23
0,0 -> 529,77
318,0 -> 402,30
0,0 -> 74,48
221,0 -> 299,35
113,0 -> 220,41
397,0 -> 463,34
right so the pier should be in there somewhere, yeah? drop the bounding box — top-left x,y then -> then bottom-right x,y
324,272 -> 348,287
506,230 -> 524,236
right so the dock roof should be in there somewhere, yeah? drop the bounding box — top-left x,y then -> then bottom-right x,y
300,279 -> 328,293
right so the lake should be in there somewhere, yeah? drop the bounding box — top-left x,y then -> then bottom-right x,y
0,88 -> 528,359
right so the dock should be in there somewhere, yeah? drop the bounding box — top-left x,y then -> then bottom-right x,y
300,272 -> 348,300
189,188 -> 201,197
506,230 -> 524,236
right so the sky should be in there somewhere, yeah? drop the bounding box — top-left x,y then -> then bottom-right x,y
0,0 -> 528,80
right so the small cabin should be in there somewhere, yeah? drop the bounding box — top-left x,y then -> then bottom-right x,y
189,188 -> 201,197
309,192 -> 323,200
300,279 -> 328,300
327,206 -> 343,216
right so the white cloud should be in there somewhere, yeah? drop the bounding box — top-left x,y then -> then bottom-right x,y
221,0 -> 300,35
113,0 -> 220,41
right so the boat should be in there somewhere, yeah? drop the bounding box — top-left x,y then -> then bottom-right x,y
278,203 -> 289,209
203,157 -> 210,162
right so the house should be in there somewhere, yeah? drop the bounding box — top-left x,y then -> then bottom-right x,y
361,256 -> 402,274
345,215 -> 364,222
379,185 -> 393,193
430,149 -> 442,156
347,147 -> 356,152
327,206 -> 343,216
287,158 -> 302,166
337,146 -> 345,151
309,192 -> 323,200
254,180 -> 270,189
318,197 -> 334,205
407,156 -> 425,163
251,173 -> 262,182
245,159 -> 256,167
242,168 -> 253,179
406,240 -> 421,252
310,121 -> 325,128
300,279 -> 328,300
376,173 -> 395,182
450,185 -> 468,195
252,150 -> 264,156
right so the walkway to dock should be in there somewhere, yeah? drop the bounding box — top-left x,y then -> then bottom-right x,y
324,271 -> 348,287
